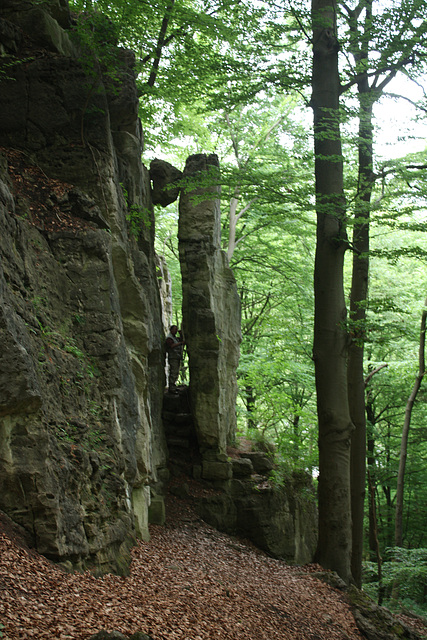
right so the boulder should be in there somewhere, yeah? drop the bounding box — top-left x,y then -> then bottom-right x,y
89,632 -> 128,640
89,633 -> 154,640
0,17 -> 23,53
10,7 -> 76,56
232,457 -> 254,478
239,451 -> 274,474
150,158 -> 183,207
202,460 -> 233,481
313,573 -> 422,640
196,473 -> 318,564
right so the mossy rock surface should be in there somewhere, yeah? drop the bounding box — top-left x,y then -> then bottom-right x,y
313,572 -> 423,640
347,585 -> 421,640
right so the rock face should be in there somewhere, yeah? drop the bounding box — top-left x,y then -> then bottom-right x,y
313,573 -> 422,640
178,154 -> 241,475
196,473 -> 317,564
162,390 -> 317,564
0,0 -> 167,573
0,0 -> 317,574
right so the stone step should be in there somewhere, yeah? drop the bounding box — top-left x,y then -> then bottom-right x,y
163,424 -> 194,438
168,444 -> 194,459
169,451 -> 193,466
167,436 -> 191,449
162,389 -> 191,412
162,410 -> 193,425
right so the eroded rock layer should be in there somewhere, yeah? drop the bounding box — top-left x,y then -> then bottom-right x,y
0,0 -> 167,573
178,154 -> 241,475
0,0 -> 317,574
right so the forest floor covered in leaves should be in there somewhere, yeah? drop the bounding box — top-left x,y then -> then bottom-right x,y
0,493 -> 425,640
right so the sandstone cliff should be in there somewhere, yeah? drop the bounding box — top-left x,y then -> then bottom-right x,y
0,0 -> 317,573
0,0 -> 167,573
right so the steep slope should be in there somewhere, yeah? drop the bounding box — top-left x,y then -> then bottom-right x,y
1,496 -> 425,640
0,503 -> 364,640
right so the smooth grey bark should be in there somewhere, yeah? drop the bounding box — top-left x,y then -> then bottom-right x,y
365,362 -> 388,562
343,0 -> 374,588
311,0 -> 354,585
348,85 -> 373,590
342,0 -> 402,586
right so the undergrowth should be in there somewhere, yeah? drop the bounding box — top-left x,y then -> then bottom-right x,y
363,547 -> 427,620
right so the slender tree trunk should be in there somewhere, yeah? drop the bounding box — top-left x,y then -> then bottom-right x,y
384,422 -> 393,548
366,408 -> 377,561
227,191 -> 240,261
147,0 -> 175,87
395,297 -> 427,546
311,0 -> 354,585
342,0 -> 412,583
367,470 -> 384,604
292,413 -> 300,463
364,363 -> 388,560
245,383 -> 256,430
348,83 -> 374,588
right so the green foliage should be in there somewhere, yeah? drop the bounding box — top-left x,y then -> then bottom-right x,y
240,427 -> 275,454
153,201 -> 182,320
126,204 -> 152,238
363,548 -> 427,618
268,458 -> 294,488
364,268 -> 427,553
55,420 -> 108,453
70,0 -> 306,150
63,341 -> 87,360
31,314 -> 99,378
0,56 -> 35,81
120,183 -> 152,238
69,6 -> 120,74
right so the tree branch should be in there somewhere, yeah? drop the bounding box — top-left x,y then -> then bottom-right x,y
340,55 -> 414,95
147,0 -> 176,87
382,91 -> 427,114
235,197 -> 258,223
364,363 -> 388,387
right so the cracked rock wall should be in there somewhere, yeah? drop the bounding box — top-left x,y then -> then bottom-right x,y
178,154 -> 241,475
0,0 -> 167,573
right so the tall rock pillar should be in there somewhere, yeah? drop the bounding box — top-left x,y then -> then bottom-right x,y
178,154 -> 241,479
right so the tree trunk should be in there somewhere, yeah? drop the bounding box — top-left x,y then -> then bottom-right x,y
384,422 -> 393,548
348,82 -> 374,588
147,0 -> 176,87
368,470 -> 384,605
311,0 -> 354,585
394,297 -> 427,546
366,406 -> 377,561
227,192 -> 239,261
292,413 -> 300,463
245,383 -> 256,430
364,363 -> 388,560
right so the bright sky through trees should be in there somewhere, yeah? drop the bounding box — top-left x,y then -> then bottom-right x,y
375,74 -> 427,158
